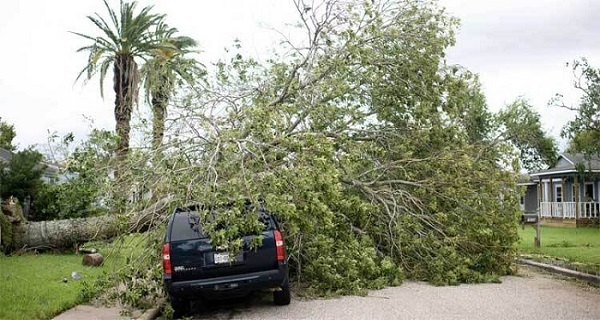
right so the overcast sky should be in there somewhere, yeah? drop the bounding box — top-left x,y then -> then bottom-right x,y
1,0 -> 598,151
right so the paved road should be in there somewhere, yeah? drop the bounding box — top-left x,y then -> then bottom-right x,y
185,267 -> 600,320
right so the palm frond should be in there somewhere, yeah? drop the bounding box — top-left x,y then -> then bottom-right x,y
70,31 -> 102,42
70,31 -> 114,51
74,0 -> 180,100
103,0 -> 120,38
171,36 -> 198,51
90,13 -> 119,46
99,58 -> 114,98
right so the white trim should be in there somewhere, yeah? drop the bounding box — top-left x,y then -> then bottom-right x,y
531,169 -> 600,177
540,178 -> 567,183
560,154 -> 575,165
517,182 -> 537,186
555,184 -> 563,202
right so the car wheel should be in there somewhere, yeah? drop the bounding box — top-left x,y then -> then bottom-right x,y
170,296 -> 191,319
273,278 -> 291,305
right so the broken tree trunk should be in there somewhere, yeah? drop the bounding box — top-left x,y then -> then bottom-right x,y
12,215 -> 119,250
82,253 -> 104,266
6,196 -> 173,251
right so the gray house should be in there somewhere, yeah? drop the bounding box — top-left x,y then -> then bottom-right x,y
522,153 -> 600,227
0,147 -> 65,182
0,147 -> 11,163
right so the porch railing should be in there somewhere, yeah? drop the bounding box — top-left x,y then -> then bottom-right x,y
539,202 -> 600,219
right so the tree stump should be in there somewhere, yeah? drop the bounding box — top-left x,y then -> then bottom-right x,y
1,197 -> 26,223
82,253 -> 104,266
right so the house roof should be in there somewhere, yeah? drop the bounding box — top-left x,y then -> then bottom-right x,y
530,153 -> 600,177
0,147 -> 11,162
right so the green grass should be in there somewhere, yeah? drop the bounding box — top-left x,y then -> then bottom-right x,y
518,225 -> 600,274
0,234 -> 146,320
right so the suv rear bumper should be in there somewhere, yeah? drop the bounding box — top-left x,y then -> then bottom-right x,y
165,264 -> 288,299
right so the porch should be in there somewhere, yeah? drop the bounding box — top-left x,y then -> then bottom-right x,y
539,202 -> 600,219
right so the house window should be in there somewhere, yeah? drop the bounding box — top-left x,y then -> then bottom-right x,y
585,183 -> 595,202
555,185 -> 562,202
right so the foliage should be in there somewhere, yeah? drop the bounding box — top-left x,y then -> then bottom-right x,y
96,230 -> 166,309
73,0 -> 170,98
33,130 -> 116,220
92,0 -> 535,305
56,0 -> 564,308
0,148 -> 45,203
140,23 -> 205,150
553,58 -> 600,156
0,118 -> 16,152
33,180 -> 107,221
496,98 -> 558,171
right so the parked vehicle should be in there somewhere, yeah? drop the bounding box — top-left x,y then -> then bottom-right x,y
162,204 -> 290,317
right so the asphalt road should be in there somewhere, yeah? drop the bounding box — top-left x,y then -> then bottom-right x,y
184,267 -> 600,320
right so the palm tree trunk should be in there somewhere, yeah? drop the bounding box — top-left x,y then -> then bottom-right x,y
113,54 -> 137,166
151,84 -> 169,150
113,54 -> 138,208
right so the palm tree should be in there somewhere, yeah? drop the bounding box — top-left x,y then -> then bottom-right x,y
73,0 -> 172,172
142,24 -> 204,150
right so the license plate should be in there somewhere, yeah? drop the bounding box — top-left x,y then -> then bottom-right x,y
214,252 -> 231,264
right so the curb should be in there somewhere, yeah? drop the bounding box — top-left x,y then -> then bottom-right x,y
518,258 -> 600,284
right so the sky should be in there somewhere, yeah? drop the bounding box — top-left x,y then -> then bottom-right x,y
0,0 -> 599,151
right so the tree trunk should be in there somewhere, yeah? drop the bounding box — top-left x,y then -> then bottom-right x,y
151,89 -> 168,151
113,54 -> 138,210
83,253 -> 104,266
12,215 -> 119,250
6,196 -> 172,251
151,73 -> 172,151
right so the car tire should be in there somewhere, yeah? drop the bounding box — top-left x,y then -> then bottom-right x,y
273,278 -> 291,305
170,296 -> 191,319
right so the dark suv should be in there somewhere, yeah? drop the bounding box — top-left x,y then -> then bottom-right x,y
162,204 -> 290,316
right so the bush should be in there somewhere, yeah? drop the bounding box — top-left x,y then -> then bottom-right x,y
32,178 -> 105,221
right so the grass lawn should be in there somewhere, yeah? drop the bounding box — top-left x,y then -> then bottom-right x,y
518,225 -> 600,274
0,234 -> 145,320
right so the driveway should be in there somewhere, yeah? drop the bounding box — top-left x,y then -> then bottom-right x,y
185,267 -> 600,320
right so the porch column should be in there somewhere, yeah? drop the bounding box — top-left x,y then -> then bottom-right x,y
562,178 -> 566,218
537,178 -> 542,215
575,175 -> 580,219
550,177 -> 554,217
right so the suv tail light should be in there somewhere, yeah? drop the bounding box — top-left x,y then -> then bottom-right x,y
162,243 -> 172,275
274,230 -> 286,261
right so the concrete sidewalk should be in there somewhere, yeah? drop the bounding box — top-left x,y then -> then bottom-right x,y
52,305 -> 128,320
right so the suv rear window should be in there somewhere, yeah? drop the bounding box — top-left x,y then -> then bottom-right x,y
170,212 -> 206,242
170,208 -> 276,242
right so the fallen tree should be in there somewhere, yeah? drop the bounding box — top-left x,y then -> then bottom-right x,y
11,215 -> 118,250
2,196 -> 172,252
109,0 -> 551,294
2,0 -> 557,306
